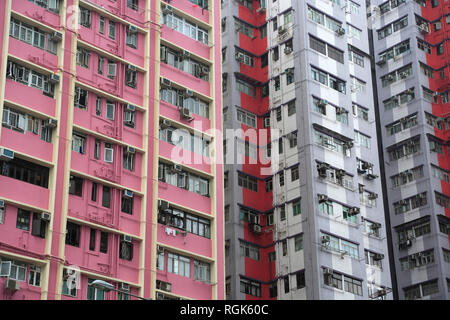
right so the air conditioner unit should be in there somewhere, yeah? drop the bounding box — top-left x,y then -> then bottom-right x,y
321,236 -> 330,245
126,104 -> 136,112
235,52 -> 245,62
335,107 -> 346,115
336,27 -> 345,36
345,141 -> 354,149
399,71 -> 408,78
158,200 -> 169,211
278,26 -> 286,34
51,31 -> 63,42
126,146 -> 135,154
370,223 -> 381,230
349,207 -> 360,216
161,281 -> 172,292
157,245 -> 164,254
123,235 -> 132,243
181,107 -> 193,119
373,253 -> 384,261
264,117 -> 271,127
173,164 -> 182,172
4,278 -> 20,291
317,163 -> 329,178
123,189 -> 133,199
368,193 -> 378,200
161,78 -> 171,87
161,119 -> 171,128
162,4 -> 173,14
0,200 -> 4,208
256,7 -> 266,13
45,118 -> 57,128
362,162 -> 372,170
336,169 -> 346,178
318,194 -> 328,203
129,25 -> 137,33
185,89 -> 194,97
318,99 -> 328,107
49,74 -> 60,83
376,57 -> 386,66
120,283 -> 130,291
200,66 -> 209,76
40,212 -> 51,222
419,23 -> 429,33
323,267 -> 333,275
284,47 -> 293,55
386,74 -> 394,81
0,148 -> 14,161
252,224 -> 262,233
127,64 -> 136,72
155,292 -> 165,300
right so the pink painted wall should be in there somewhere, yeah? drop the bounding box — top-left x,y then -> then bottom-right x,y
157,224 -> 212,258
160,25 -> 210,60
0,274 -> 42,300
0,175 -> 49,209
160,99 -> 211,130
0,203 -> 46,255
68,180 -> 142,236
8,37 -> 59,72
12,0 -> 60,29
159,140 -> 211,174
5,79 -> 56,117
158,181 -> 212,214
160,59 -> 210,97
70,136 -> 142,191
1,127 -> 53,163
64,226 -> 139,284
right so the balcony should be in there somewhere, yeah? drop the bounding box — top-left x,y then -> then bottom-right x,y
12,0 -> 60,28
0,175 -> 49,209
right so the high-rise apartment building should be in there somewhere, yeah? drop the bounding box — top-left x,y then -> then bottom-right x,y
223,0 -> 393,300
0,0 -> 224,300
371,0 -> 450,299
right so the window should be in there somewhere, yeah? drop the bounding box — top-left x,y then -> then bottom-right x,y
186,213 -> 211,238
72,133 -> 86,154
311,66 -> 345,93
235,19 -> 253,38
236,109 -> 256,128
125,67 -> 137,88
106,102 -> 115,120
162,11 -> 208,44
310,36 -> 326,55
108,21 -> 116,40
99,16 -> 105,34
6,60 -> 55,98
307,6 -> 342,33
10,18 -> 57,54
269,282 -> 277,298
287,100 -> 296,116
87,278 -> 105,300
274,76 -> 280,91
102,186 -> 111,208
119,236 -> 133,261
28,0 -> 60,13
240,241 -> 260,260
168,252 -> 190,277
121,192 -> 133,215
126,26 -> 137,49
79,7 -> 91,28
123,149 -> 135,171
89,228 -> 96,251
194,260 -> 211,282
354,131 -> 371,149
291,167 -> 299,181
404,280 -> 439,300
286,68 -> 295,85
16,209 -> 30,231
127,0 -> 138,10
296,271 -> 305,289
62,276 -> 77,297
77,48 -> 91,69
236,79 -> 255,97
265,178 -> 273,192
294,234 -> 303,251
293,200 -> 301,216
91,182 -> 98,202
69,176 -> 83,196
238,172 -> 258,192
240,279 -> 261,297
347,24 -> 361,40
74,87 -> 88,109
66,222 -> 81,247
284,276 -> 290,293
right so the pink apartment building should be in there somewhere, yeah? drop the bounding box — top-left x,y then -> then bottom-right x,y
0,0 -> 224,300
